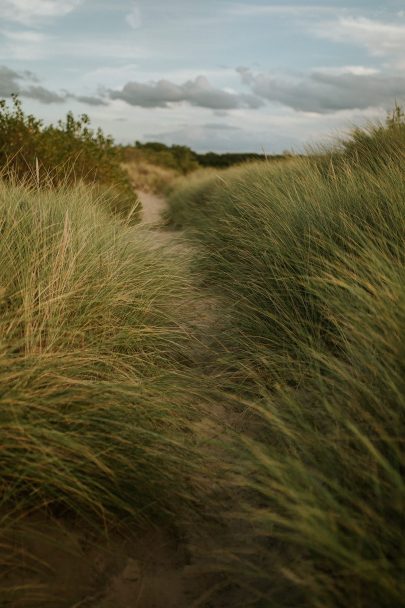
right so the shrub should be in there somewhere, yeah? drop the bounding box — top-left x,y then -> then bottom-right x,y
0,96 -> 139,221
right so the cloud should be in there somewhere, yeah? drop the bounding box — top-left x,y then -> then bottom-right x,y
237,66 -> 405,113
0,64 -> 108,106
314,17 -> 405,57
0,65 -> 21,96
0,0 -> 82,25
24,84 -> 66,103
0,65 -> 66,102
0,28 -> 50,59
126,2 -> 142,29
312,65 -> 379,76
213,110 -> 229,117
109,75 -> 263,109
74,94 -> 108,106
204,122 -> 240,130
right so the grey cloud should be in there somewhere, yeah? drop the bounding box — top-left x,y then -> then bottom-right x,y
0,65 -> 66,103
0,64 -> 109,106
0,65 -> 21,96
236,66 -> 255,86
74,94 -> 108,106
21,70 -> 40,83
110,79 -> 183,108
109,75 -> 263,109
237,66 -> 405,113
24,85 -> 66,104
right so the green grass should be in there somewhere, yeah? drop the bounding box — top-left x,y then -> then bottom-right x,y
166,117 -> 405,607
0,178 -> 217,605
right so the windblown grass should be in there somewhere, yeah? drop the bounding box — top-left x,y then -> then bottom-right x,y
163,167 -> 223,229
1,106 -> 404,607
166,117 -> 405,607
0,178 -> 215,605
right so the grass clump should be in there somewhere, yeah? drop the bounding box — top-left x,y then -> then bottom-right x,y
339,103 -> 405,168
163,167 -> 223,229
0,177 -> 214,605
166,115 -> 405,607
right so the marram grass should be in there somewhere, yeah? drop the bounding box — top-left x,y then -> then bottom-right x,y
1,114 -> 404,608
167,118 -> 405,607
0,178 -> 217,605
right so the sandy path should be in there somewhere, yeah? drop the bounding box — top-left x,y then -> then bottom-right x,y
84,192 -> 227,608
138,190 -> 167,225
135,190 -> 187,250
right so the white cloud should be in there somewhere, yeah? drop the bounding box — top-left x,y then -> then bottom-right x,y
314,17 -> 405,57
126,2 -> 142,29
312,65 -> 379,76
0,28 -> 49,59
0,0 -> 82,25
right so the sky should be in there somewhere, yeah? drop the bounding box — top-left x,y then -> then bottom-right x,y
0,0 -> 405,153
